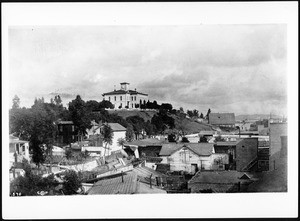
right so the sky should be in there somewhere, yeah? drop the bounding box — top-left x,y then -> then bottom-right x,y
8,25 -> 287,116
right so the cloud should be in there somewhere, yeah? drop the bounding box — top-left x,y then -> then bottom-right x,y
8,25 -> 287,115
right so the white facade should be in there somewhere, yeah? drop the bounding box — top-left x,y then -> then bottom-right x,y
160,148 -> 213,173
102,83 -> 148,109
9,136 -> 30,167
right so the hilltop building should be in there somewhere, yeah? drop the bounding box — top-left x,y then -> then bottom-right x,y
209,113 -> 236,128
102,82 -> 148,109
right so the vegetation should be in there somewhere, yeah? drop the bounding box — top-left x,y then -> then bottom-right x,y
62,170 -> 83,195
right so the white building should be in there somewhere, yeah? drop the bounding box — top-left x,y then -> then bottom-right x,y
102,82 -> 148,109
100,123 -> 127,155
9,135 -> 30,167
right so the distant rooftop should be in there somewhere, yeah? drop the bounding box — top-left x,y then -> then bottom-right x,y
209,113 -> 235,125
105,123 -> 126,131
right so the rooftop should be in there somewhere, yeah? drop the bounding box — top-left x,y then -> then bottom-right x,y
124,138 -> 166,147
159,143 -> 214,156
105,123 -> 126,131
87,171 -> 137,195
57,121 -> 74,125
209,113 -> 235,125
102,89 -> 148,96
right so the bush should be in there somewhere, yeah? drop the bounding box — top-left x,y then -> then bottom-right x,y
62,170 -> 82,195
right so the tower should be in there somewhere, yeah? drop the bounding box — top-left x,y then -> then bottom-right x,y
120,82 -> 130,91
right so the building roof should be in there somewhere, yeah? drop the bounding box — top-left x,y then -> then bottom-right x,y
189,171 -> 253,184
124,138 -> 166,147
159,143 -> 214,156
106,123 -> 126,131
87,171 -> 138,195
188,171 -> 254,193
102,89 -> 148,96
199,131 -> 216,136
209,113 -> 235,125
57,121 -> 74,125
214,141 -> 241,146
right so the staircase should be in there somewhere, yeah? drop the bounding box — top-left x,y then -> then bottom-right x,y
242,156 -> 258,171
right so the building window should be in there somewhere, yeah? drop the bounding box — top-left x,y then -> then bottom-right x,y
114,96 -> 116,101
120,96 -> 122,101
109,97 -> 111,102
59,125 -> 63,132
72,126 -> 75,132
22,145 -> 25,152
134,96 -> 136,101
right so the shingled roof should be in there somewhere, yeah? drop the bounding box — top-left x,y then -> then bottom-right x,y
159,143 -> 214,156
209,113 -> 235,125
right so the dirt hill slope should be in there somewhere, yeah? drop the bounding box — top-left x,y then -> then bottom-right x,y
108,109 -> 213,134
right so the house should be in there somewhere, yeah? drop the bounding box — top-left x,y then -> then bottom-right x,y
159,143 -> 215,174
57,121 -> 76,144
100,123 -> 127,155
102,82 -> 148,109
124,138 -> 166,169
52,146 -> 66,156
9,135 -> 30,167
86,120 -> 101,138
213,138 -> 259,172
208,113 -> 236,128
188,170 -> 255,193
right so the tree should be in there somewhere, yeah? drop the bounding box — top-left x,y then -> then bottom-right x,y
168,134 -> 176,142
200,113 -> 204,119
187,110 -> 193,118
215,135 -> 225,142
126,116 -> 145,139
10,161 -> 58,196
193,109 -> 199,118
102,124 -> 113,156
199,136 -> 208,143
117,137 -> 126,149
206,108 -> 211,120
65,148 -> 73,160
68,95 -> 92,141
181,137 -> 190,143
62,170 -> 82,195
12,95 -> 20,109
99,100 -> 114,109
126,124 -> 135,142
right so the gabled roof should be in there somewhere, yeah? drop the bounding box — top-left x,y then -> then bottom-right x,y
159,143 -> 214,156
102,89 -> 148,96
106,123 -> 126,131
209,113 -> 235,125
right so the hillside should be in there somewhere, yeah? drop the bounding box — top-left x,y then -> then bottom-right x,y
108,109 -> 213,134
107,109 -> 157,122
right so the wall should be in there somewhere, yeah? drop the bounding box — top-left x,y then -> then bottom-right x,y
105,131 -> 126,155
235,138 -> 258,171
104,93 -> 148,109
162,148 -> 212,173
269,123 -> 287,171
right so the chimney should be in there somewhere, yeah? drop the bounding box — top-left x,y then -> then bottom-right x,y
121,171 -> 124,183
114,85 -> 116,91
135,88 -> 136,91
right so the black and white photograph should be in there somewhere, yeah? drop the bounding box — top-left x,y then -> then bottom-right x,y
2,2 -> 298,219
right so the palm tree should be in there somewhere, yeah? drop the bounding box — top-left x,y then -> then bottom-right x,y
117,137 -> 126,150
102,124 -> 113,157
